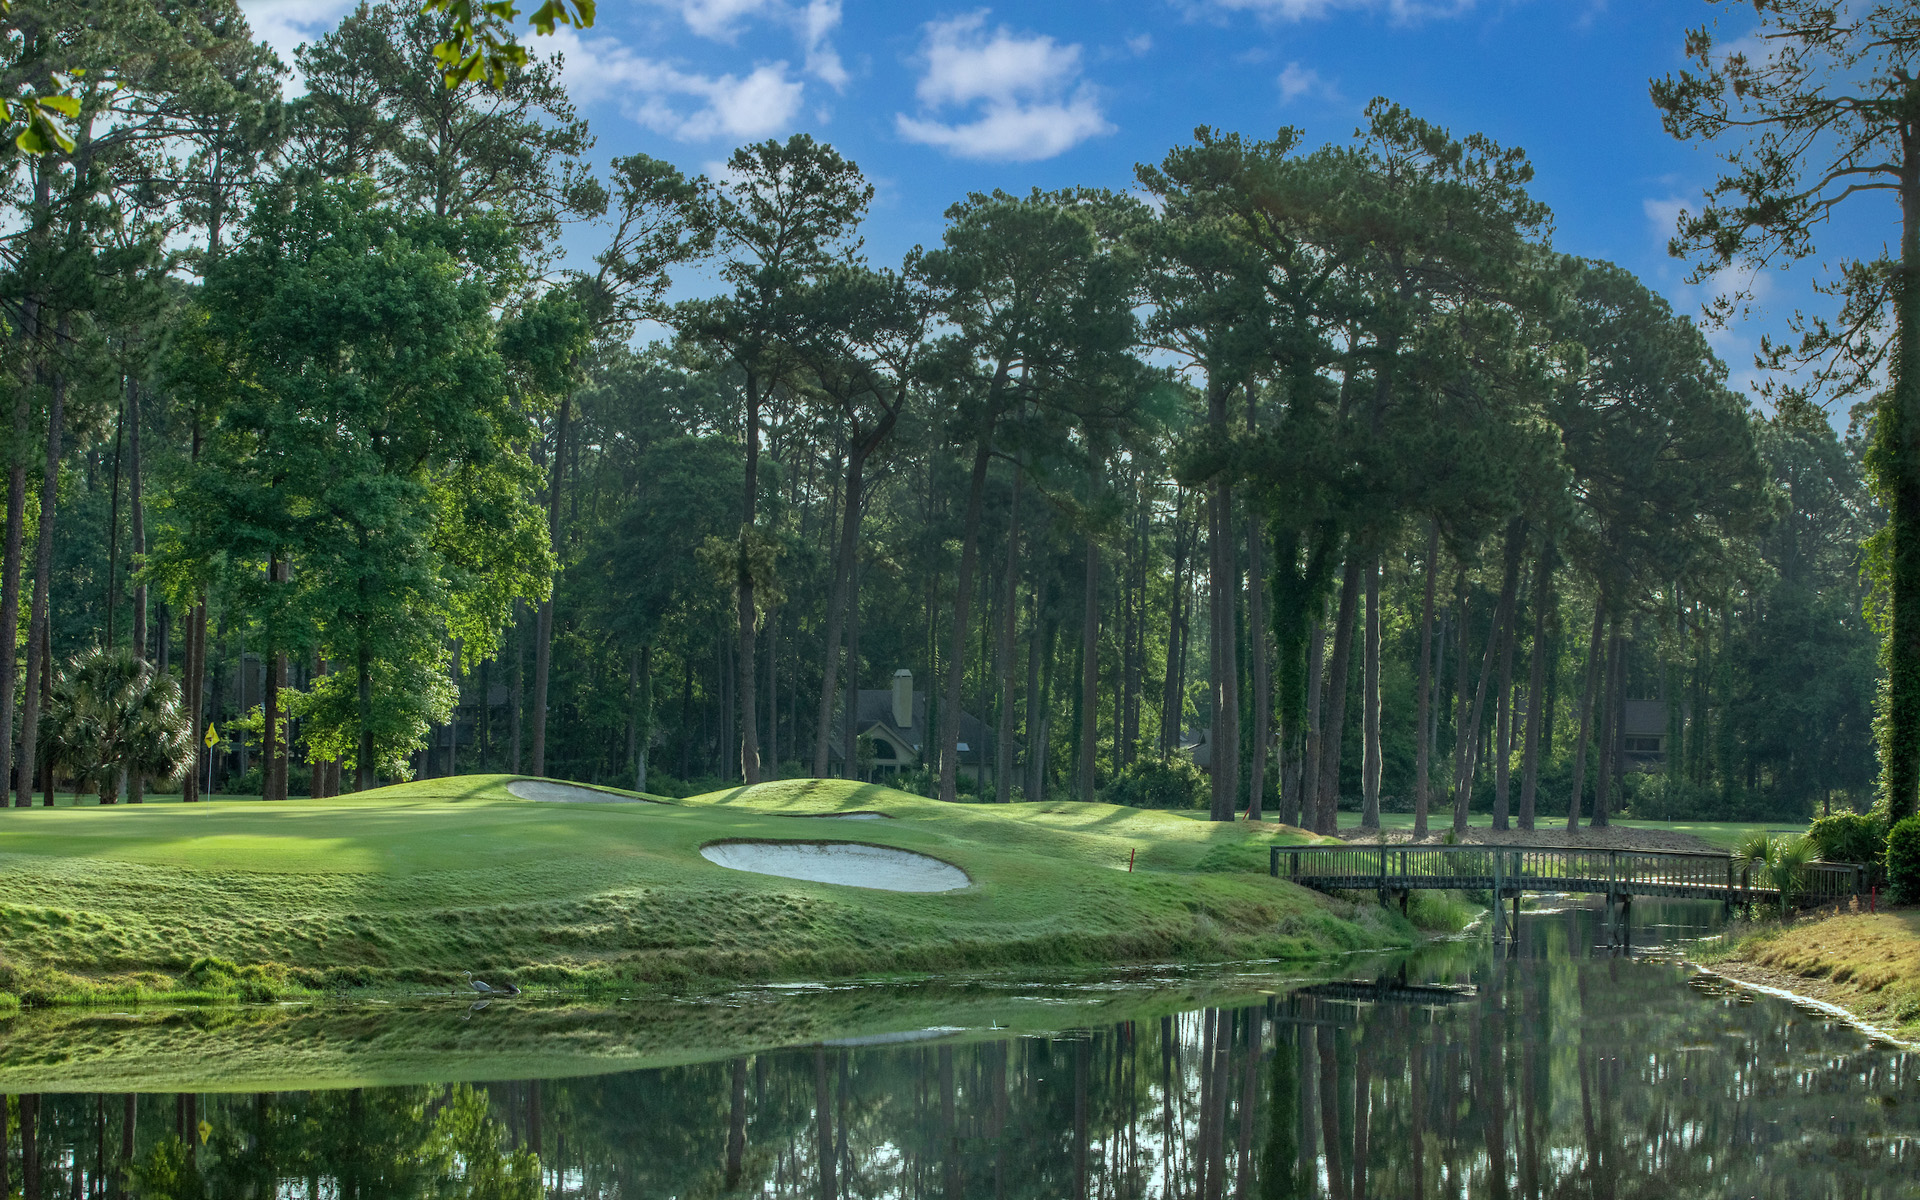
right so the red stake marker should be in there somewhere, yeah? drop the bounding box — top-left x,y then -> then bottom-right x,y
1128,848 -> 1136,872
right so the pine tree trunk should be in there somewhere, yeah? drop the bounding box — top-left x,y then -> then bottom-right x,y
531,396 -> 569,778
938,439 -> 993,804
0,356 -> 32,805
356,627 -> 375,793
106,397 -> 123,650
16,356 -> 64,809
0,165 -> 49,807
510,602 -> 525,774
1413,522 -> 1439,838
1447,579 -> 1472,833
1248,507 -> 1271,822
1518,553 -> 1551,830
445,643 -> 460,780
311,656 -> 329,799
634,645 -> 652,793
1315,558 -> 1363,834
183,600 -> 205,802
1162,496 -> 1189,758
264,556 -> 280,800
1302,616 -> 1326,827
737,373 -> 762,787
1593,626 -> 1622,828
843,550 -> 862,775
765,607 -> 778,778
1035,618 -> 1058,798
1207,440 -> 1240,821
129,382 -> 146,671
1079,532 -> 1100,804
995,469 -> 1021,803
812,449 -> 864,778
1024,585 -> 1046,801
1491,566 -> 1524,831
1454,524 -> 1523,833
1361,555 -> 1381,830
1566,598 -> 1607,831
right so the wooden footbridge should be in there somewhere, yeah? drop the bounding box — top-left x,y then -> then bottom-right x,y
1270,844 -> 1868,932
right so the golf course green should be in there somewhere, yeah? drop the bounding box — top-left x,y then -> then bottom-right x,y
0,775 -> 1419,1006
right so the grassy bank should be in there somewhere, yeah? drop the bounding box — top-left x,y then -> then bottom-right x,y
0,775 -> 1415,1007
1706,909 -> 1920,1040
0,961 -> 1391,1092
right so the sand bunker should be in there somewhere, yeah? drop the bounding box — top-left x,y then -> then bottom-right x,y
507,780 -> 659,804
700,840 -> 970,892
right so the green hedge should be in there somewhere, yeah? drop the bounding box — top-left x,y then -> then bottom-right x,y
1888,815 -> 1920,905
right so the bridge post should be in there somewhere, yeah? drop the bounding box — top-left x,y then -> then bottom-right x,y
1493,847 -> 1506,940
1270,845 -> 1280,879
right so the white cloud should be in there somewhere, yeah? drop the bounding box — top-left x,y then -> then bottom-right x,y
1643,195 -> 1687,245
671,0 -> 775,40
1126,33 -> 1155,55
1276,61 -> 1335,104
898,98 -> 1110,161
240,0 -> 356,80
549,27 -> 804,141
657,0 -> 847,87
798,0 -> 849,88
1211,0 -> 1473,21
896,12 -> 1114,162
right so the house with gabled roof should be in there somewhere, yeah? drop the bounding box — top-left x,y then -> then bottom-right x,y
827,669 -> 1010,786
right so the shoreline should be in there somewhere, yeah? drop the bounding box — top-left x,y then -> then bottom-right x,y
1690,959 -> 1920,1050
1692,909 -> 1920,1047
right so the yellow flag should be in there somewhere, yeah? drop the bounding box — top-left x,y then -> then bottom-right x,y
204,723 -> 219,748
198,1119 -> 211,1145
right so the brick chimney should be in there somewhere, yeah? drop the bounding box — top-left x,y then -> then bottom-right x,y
892,669 -> 914,728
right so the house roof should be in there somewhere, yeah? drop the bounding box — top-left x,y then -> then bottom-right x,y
1622,700 -> 1667,738
828,688 -> 1005,760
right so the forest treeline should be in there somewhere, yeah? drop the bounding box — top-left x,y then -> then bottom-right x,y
1,0 -> 1883,829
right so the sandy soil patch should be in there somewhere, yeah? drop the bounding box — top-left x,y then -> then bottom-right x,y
1339,824 -> 1720,854
506,780 -> 660,804
701,840 -> 970,892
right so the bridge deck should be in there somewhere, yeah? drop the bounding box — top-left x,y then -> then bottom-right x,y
1270,844 -> 1866,907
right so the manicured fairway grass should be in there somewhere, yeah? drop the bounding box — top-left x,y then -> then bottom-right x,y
0,775 -> 1407,1005
1352,811 -> 1808,850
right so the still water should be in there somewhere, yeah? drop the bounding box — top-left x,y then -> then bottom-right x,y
4,901 -> 1918,1199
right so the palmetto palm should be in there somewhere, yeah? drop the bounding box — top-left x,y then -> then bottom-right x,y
45,649 -> 194,804
1735,832 -> 1820,915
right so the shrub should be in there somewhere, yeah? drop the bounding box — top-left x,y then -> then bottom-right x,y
1103,756 -> 1207,810
1806,810 -> 1888,871
1887,815 -> 1920,905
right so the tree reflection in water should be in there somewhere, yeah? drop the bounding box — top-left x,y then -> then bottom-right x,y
2,906 -> 1916,1198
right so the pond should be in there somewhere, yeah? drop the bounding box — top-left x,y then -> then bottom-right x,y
3,901 -> 1917,1198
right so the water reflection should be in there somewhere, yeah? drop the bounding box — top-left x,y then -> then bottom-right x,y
4,904 -> 1917,1199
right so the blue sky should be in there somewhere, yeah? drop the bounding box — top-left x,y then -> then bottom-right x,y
243,0 -> 1897,417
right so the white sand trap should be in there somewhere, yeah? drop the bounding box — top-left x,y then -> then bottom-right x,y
701,840 -> 970,892
507,780 -> 659,804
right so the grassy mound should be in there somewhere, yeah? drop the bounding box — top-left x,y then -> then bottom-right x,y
0,775 -> 1406,1006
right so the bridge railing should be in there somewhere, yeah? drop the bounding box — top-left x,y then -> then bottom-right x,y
1269,843 -> 1869,906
